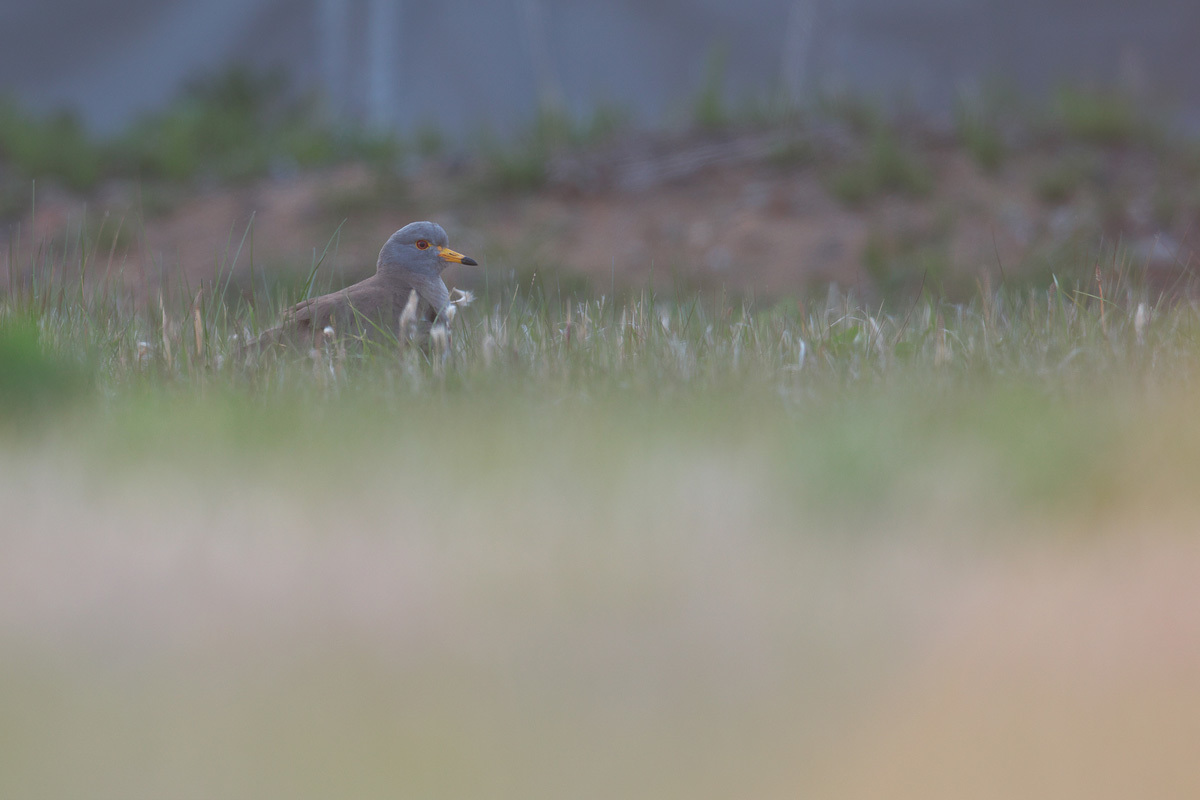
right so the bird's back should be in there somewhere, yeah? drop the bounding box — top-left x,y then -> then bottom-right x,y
256,273 -> 437,349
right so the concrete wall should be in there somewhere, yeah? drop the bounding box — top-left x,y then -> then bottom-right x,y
3,0 -> 1197,135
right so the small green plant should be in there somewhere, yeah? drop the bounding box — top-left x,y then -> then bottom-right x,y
826,127 -> 933,206
478,132 -> 550,194
113,68 -> 281,181
692,46 -> 730,130
0,180 -> 32,220
415,123 -> 446,159
318,174 -> 408,222
1035,149 -> 1101,205
817,91 -> 884,136
955,104 -> 1006,172
580,102 -> 630,144
476,104 -> 629,194
739,89 -> 804,130
768,135 -> 815,169
116,67 -> 391,182
862,227 -> 951,298
1035,166 -> 1077,205
0,67 -> 405,190
868,130 -> 933,194
0,99 -> 103,190
0,313 -> 89,416
476,106 -> 576,193
66,211 -> 139,256
827,164 -> 874,206
340,129 -> 404,172
1055,87 -> 1149,147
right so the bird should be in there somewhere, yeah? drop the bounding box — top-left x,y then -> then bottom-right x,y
250,221 -> 477,349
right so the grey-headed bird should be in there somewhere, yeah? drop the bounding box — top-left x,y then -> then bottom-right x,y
252,221 -> 477,348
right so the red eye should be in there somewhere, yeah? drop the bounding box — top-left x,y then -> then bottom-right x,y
416,240 -> 430,250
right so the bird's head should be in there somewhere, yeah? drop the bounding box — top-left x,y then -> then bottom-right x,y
378,221 -> 478,277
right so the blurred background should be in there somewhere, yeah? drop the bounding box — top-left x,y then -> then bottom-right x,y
1,0 -> 1197,300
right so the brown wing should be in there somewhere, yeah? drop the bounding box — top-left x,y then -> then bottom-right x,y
243,290 -> 349,352
283,295 -> 325,338
289,276 -> 408,339
244,273 -> 432,353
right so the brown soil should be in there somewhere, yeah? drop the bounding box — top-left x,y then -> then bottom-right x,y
2,130 -> 1196,301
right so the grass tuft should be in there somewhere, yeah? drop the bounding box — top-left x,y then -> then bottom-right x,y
827,127 -> 934,206
956,104 -> 1006,172
0,312 -> 90,417
0,99 -> 102,190
692,46 -> 731,130
1054,87 -> 1156,147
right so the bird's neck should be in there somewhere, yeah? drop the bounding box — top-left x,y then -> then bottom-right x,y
376,265 -> 449,313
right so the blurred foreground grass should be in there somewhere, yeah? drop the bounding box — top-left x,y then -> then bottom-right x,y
3,241 -> 1200,799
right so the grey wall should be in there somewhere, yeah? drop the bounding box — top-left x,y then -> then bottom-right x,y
3,0 -> 1197,136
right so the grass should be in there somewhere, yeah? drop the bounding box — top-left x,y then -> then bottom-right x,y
767,134 -> 816,169
0,312 -> 90,412
1054,86 -> 1153,147
817,91 -> 886,136
0,99 -> 102,191
0,68 -> 404,190
476,104 -> 631,194
1035,147 -> 1103,204
317,173 -> 409,223
826,126 -> 934,206
1,70 -> 637,201
2,223 -> 1196,512
955,103 -> 1006,172
113,68 -> 406,183
5,224 -> 1200,800
862,230 -> 950,297
692,46 -> 731,130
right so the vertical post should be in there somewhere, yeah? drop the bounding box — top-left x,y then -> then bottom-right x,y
367,0 -> 400,131
520,0 -> 562,111
824,0 -> 853,97
781,0 -> 817,106
317,0 -> 349,120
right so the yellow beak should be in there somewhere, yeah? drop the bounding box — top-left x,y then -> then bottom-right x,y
437,246 -> 478,266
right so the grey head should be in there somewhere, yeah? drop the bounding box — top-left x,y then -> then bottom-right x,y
377,221 -> 477,279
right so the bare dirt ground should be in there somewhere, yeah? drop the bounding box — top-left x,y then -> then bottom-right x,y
5,130 -> 1194,302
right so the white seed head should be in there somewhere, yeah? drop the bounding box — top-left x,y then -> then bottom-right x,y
430,324 -> 450,360
399,290 -> 419,337
451,288 -> 475,307
482,333 -> 497,368
1134,302 -> 1148,343
442,304 -> 457,325
322,325 -> 335,341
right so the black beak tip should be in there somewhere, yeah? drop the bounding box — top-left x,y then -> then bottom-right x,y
461,256 -> 478,266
